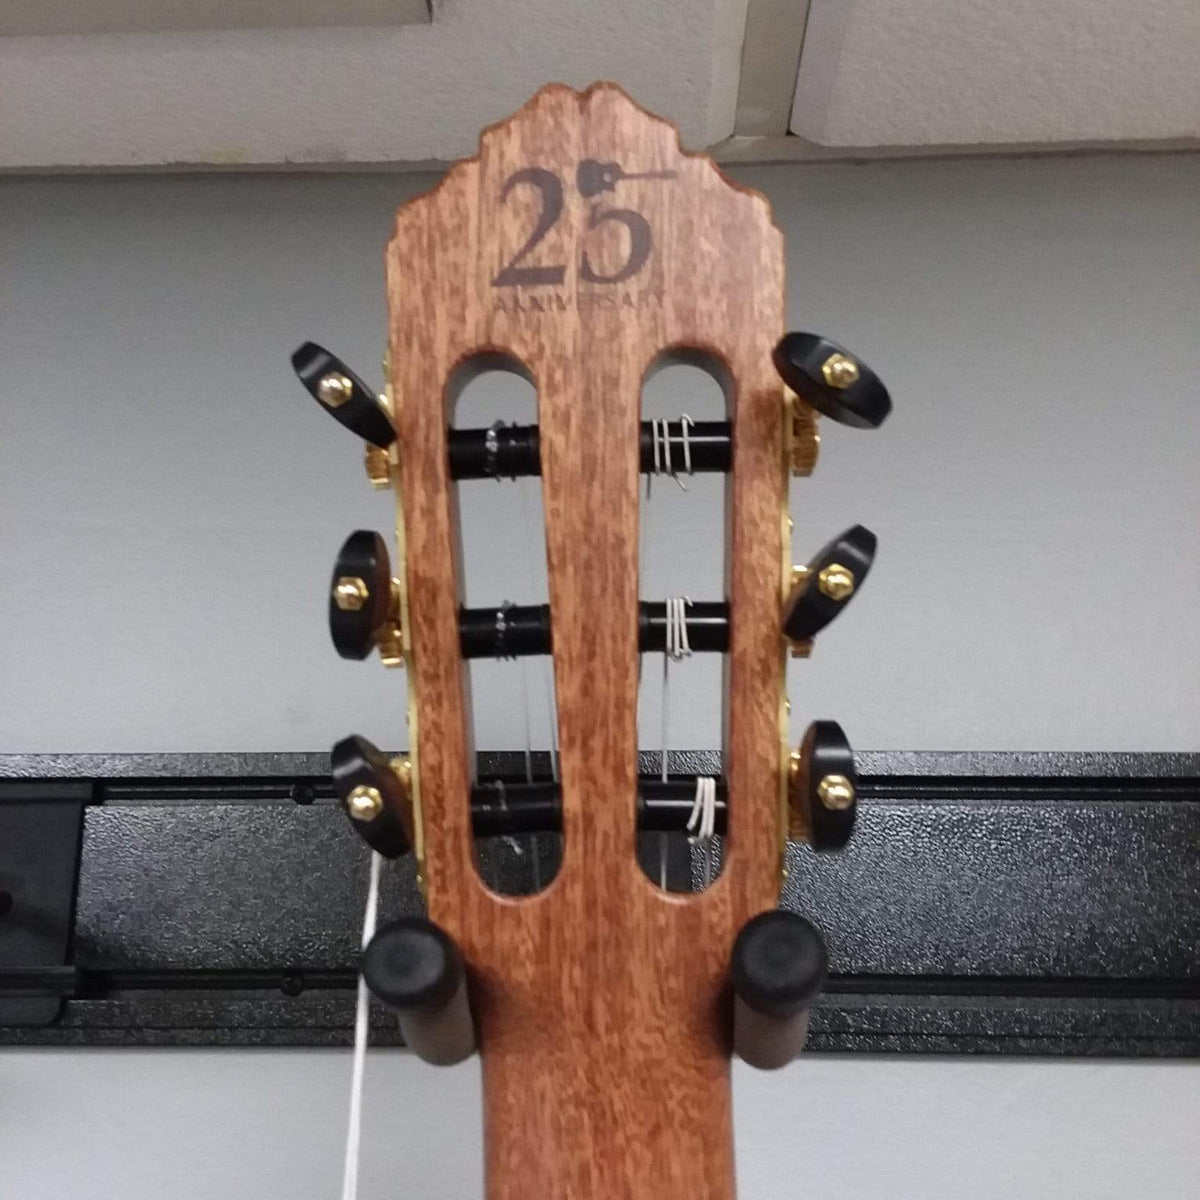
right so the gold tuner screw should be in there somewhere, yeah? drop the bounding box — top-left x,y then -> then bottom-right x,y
317,371 -> 354,409
390,756 -> 413,790
334,576 -> 369,612
821,353 -> 860,391
789,394 -> 820,477
785,749 -> 808,840
817,774 -> 855,811
818,562 -> 855,602
346,784 -> 383,822
377,579 -> 405,669
364,445 -> 391,489
788,748 -> 803,789
788,564 -> 815,658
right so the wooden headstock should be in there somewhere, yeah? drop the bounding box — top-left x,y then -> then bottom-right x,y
392,81 -> 784,1199
295,82 -> 891,1200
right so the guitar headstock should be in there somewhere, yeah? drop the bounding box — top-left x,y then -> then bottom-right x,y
295,83 -> 889,1200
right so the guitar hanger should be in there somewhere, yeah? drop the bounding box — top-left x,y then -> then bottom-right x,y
292,83 -> 891,1200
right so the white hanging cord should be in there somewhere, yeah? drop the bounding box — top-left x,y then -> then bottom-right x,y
342,849 -> 383,1200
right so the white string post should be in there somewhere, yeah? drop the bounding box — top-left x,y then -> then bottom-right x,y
341,849 -> 383,1200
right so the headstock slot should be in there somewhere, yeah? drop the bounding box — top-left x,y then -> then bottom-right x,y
449,354 -> 561,897
637,352 -> 731,892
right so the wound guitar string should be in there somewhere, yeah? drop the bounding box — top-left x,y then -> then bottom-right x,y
643,413 -> 720,890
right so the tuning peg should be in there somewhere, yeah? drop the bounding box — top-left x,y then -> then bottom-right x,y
787,720 -> 856,851
329,531 -> 403,666
783,524 -> 875,648
732,910 -> 828,1069
331,734 -> 414,858
774,332 -> 891,430
362,917 -> 476,1065
292,341 -> 396,449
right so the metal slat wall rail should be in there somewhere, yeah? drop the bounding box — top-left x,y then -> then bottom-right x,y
0,751 -> 1197,1054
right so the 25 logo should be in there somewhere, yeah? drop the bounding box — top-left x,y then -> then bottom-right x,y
492,159 -> 675,289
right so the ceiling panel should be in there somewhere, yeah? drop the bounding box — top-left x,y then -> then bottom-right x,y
0,0 -> 430,37
1,0 -> 1196,171
790,0 -> 1200,147
0,0 -> 746,170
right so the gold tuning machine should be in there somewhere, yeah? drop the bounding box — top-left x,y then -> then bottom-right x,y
332,734 -> 414,858
292,342 -> 397,489
329,530 -> 404,667
786,720 -> 856,851
783,525 -> 876,652
774,332 -> 892,431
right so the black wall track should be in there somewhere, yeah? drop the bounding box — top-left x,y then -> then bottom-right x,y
1,751 -> 1196,1055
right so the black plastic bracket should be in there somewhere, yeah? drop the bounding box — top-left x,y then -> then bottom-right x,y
0,781 -> 88,1026
0,753 -> 1197,1055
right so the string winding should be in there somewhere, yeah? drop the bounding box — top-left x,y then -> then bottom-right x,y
649,414 -> 696,492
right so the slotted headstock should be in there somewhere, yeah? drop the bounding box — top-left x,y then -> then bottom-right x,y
390,85 -> 785,1197
295,83 -> 891,1200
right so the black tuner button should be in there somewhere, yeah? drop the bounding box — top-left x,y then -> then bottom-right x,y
363,917 -> 462,1013
732,910 -> 828,1069
331,734 -> 413,858
362,917 -> 476,1065
787,720 -> 856,851
329,531 -> 402,664
292,341 -> 396,449
783,524 -> 876,645
774,332 -> 891,430
733,911 -> 828,1019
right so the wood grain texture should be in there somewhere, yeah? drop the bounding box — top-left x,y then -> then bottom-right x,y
384,83 -> 786,1200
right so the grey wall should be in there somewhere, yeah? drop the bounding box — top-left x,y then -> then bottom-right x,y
1,155 -> 1198,1199
2,1051 -> 1199,1200
1,155 -> 1197,756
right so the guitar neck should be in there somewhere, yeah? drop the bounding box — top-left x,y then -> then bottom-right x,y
479,969 -> 734,1198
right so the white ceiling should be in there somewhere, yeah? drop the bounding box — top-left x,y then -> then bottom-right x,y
791,0 -> 1200,147
0,0 -> 431,37
0,0 -> 1196,171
